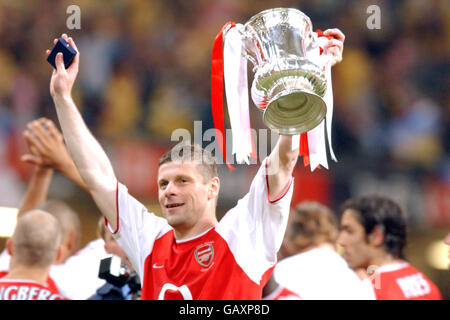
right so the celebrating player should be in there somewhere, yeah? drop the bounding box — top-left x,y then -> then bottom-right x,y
0,117 -> 108,299
273,201 -> 375,299
337,195 -> 442,300
0,210 -> 68,300
46,31 -> 344,299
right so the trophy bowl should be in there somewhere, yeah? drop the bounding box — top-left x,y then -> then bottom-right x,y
241,8 -> 327,135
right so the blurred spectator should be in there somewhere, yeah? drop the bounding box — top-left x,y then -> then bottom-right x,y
272,201 -> 374,299
99,60 -> 142,138
337,195 -> 443,300
0,209 -> 68,300
0,0 -> 446,172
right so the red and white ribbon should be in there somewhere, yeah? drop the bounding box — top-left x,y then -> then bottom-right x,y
211,22 -> 236,170
223,23 -> 256,164
298,29 -> 337,171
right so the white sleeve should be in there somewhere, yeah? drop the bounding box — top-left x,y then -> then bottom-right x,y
215,158 -> 294,285
108,182 -> 172,281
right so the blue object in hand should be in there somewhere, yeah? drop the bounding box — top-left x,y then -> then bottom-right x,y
46,38 -> 77,69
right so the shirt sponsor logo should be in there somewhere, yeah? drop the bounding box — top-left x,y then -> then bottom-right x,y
194,243 -> 214,268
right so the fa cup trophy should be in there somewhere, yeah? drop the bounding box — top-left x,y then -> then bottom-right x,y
241,8 -> 328,135
211,8 -> 336,170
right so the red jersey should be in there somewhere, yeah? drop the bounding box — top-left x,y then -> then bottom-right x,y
108,159 -> 294,300
369,263 -> 442,300
0,270 -> 61,295
0,279 -> 68,300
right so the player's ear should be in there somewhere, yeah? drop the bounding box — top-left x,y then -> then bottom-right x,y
54,244 -> 64,264
66,230 -> 78,255
6,238 -> 13,256
368,225 -> 384,247
208,177 -> 220,200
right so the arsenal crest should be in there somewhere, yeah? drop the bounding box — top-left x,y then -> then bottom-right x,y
194,243 -> 214,267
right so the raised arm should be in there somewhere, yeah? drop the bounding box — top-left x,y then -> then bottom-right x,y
46,34 -> 118,230
266,136 -> 298,201
17,167 -> 54,217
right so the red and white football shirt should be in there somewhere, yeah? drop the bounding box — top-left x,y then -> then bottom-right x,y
108,159 -> 294,300
368,263 -> 442,300
0,279 -> 68,300
0,239 -> 107,300
274,247 -> 376,299
0,270 -> 61,295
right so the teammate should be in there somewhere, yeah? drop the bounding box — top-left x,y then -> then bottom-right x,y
46,30 -> 344,299
273,201 -> 374,299
337,195 -> 442,300
0,118 -> 107,299
0,210 -> 68,300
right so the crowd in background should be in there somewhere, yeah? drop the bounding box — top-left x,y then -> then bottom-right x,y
0,0 -> 448,297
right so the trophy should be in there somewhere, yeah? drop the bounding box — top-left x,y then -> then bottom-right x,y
211,7 -> 335,169
240,8 -> 328,135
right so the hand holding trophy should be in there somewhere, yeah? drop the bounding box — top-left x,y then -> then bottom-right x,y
211,8 -> 344,170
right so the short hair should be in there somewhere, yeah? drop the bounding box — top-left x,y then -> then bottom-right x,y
11,210 -> 62,268
286,201 -> 339,252
158,143 -> 218,183
37,200 -> 81,251
339,195 -> 407,259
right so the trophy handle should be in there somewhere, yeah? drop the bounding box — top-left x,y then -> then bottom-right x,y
305,31 -> 318,51
242,51 -> 258,72
239,29 -> 259,72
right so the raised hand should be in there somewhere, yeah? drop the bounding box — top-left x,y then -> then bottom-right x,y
323,28 -> 345,66
22,117 -> 89,193
46,34 -> 80,99
22,118 -> 72,171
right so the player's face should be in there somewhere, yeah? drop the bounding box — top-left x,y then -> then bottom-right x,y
337,209 -> 372,270
158,161 -> 211,228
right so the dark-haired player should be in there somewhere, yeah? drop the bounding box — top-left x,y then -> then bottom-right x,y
338,195 -> 442,300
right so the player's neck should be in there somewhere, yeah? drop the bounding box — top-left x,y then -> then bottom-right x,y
174,217 -> 218,241
369,250 -> 404,268
297,242 -> 336,254
4,265 -> 49,286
